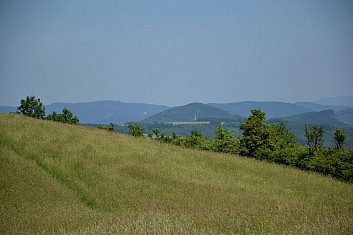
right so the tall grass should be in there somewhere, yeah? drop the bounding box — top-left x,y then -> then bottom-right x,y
1,114 -> 353,234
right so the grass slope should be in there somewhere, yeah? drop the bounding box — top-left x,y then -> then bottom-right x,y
1,114 -> 353,234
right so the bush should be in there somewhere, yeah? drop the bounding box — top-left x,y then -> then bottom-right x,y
128,123 -> 144,137
47,108 -> 79,124
214,125 -> 240,154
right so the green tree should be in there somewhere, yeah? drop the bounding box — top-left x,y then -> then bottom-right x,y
304,124 -> 324,154
17,96 -> 45,119
240,109 -> 271,156
47,107 -> 79,124
153,128 -> 160,138
191,130 -> 202,138
109,123 -> 115,132
61,108 -> 79,124
128,123 -> 144,137
334,128 -> 347,150
270,121 -> 296,150
214,125 -> 239,154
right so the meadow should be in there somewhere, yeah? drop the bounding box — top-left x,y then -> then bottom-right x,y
1,114 -> 353,234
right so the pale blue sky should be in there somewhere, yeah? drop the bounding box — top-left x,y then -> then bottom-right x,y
1,0 -> 353,106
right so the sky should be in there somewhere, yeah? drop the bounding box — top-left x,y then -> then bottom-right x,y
1,0 -> 353,107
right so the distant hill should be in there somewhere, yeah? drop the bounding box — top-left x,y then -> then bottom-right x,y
0,101 -> 170,124
0,106 -> 17,113
2,98 -> 352,125
315,96 -> 353,107
280,109 -> 347,127
46,101 -> 170,124
268,110 -> 353,148
294,102 -> 351,112
209,101 -> 313,119
337,109 -> 353,126
142,103 -> 232,123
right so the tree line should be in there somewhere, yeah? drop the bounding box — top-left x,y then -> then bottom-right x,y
129,109 -> 352,182
16,96 -> 79,124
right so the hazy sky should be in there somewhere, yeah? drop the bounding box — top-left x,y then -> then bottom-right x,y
1,0 -> 353,106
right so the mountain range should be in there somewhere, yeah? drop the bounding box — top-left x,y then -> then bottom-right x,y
0,100 -> 169,124
1,96 -> 352,125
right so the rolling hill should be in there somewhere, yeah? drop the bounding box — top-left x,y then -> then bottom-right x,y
142,103 -> 232,123
0,100 -> 170,124
2,97 -> 351,124
294,102 -> 351,112
208,101 -> 313,119
281,109 -> 347,127
1,114 -> 353,234
268,109 -> 353,148
337,108 -> 353,126
315,96 -> 353,107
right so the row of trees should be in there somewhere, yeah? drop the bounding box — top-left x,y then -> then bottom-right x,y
17,96 -> 79,125
131,109 -> 352,182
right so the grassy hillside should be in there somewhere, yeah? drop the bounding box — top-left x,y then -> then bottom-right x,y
1,114 -> 353,234
143,103 -> 232,123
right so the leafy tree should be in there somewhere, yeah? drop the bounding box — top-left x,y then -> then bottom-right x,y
191,130 -> 202,138
304,124 -> 324,154
47,107 -> 79,124
128,123 -> 144,137
334,128 -> 347,150
108,123 -> 115,132
61,108 -> 79,124
240,109 -> 271,156
214,125 -> 239,154
188,130 -> 203,147
153,128 -> 160,138
172,132 -> 178,140
46,111 -> 59,121
270,121 -> 297,150
17,96 -> 45,119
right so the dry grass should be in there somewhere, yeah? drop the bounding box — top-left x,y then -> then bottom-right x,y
1,114 -> 353,234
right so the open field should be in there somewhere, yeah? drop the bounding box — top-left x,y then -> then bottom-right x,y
1,114 -> 353,234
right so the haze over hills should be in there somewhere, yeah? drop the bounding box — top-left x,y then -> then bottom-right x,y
208,101 -> 313,119
337,109 -> 353,126
279,109 -> 347,127
1,96 -> 352,124
0,101 -> 169,124
315,96 -> 353,107
142,103 -> 232,123
46,101 -> 170,124
294,102 -> 351,112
